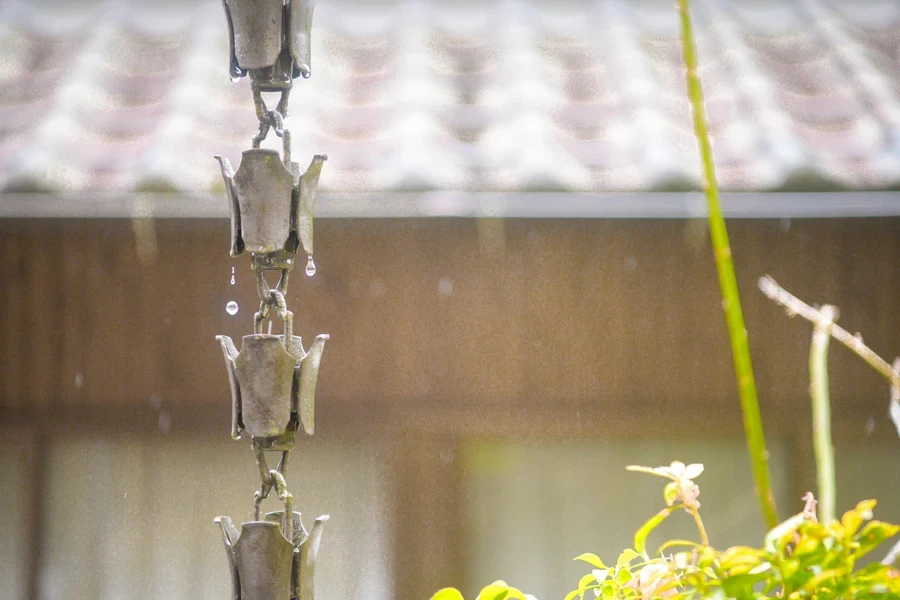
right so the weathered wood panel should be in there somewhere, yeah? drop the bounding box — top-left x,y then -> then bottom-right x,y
3,216 -> 900,600
389,434 -> 466,600
2,218 -> 900,420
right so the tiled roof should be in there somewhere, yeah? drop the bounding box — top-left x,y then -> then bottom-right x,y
2,0 -> 900,195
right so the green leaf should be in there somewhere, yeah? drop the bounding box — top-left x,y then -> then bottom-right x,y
801,567 -> 848,592
565,585 -> 603,600
793,534 -> 821,556
477,582 -> 510,600
764,512 -> 808,553
658,539 -> 702,554
503,587 -> 529,600
634,506 -> 679,557
664,481 -> 679,506
626,465 -> 675,480
856,520 -> 900,559
842,500 -> 877,537
431,589 -> 465,600
577,573 -> 596,590
616,549 -> 640,568
574,553 -> 606,569
780,558 -> 800,581
721,572 -> 768,597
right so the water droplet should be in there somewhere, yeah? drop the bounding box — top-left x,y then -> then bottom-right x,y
230,266 -> 235,285
305,255 -> 316,277
158,411 -> 172,433
438,277 -> 453,297
230,76 -> 240,83
226,301 -> 239,315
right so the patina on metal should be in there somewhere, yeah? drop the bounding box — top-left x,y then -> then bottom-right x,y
216,510 -> 329,600
217,519 -> 294,600
217,330 -> 329,444
222,0 -> 316,82
216,150 -> 326,262
213,1 -> 330,599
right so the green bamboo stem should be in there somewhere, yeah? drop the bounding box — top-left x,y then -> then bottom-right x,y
810,306 -> 837,524
676,0 -> 779,528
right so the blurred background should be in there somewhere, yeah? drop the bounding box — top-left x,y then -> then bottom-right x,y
2,0 -> 900,599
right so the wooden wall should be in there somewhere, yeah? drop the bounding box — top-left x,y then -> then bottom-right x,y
2,217 -> 899,421
2,216 -> 900,599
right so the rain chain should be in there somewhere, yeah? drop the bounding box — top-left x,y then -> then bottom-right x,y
212,2 -> 328,600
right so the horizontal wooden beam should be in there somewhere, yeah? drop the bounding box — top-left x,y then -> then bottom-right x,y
4,396 -> 897,443
3,192 -> 900,219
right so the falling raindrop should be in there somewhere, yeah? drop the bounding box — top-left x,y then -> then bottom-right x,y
624,256 -> 638,272
226,301 -> 239,315
305,255 -> 316,277
158,410 -> 172,433
230,266 -> 235,285
438,277 -> 453,297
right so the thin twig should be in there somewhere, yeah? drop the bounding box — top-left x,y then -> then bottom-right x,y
890,358 -> 900,438
883,537 -> 900,567
759,276 -> 899,386
690,508 -> 710,547
677,0 -> 779,529
810,306 -> 837,524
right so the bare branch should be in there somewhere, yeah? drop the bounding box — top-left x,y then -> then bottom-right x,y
883,537 -> 900,567
891,358 -> 900,438
758,276 -> 900,387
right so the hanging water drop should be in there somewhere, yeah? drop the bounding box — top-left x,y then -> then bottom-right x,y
305,255 -> 316,277
230,76 -> 240,83
225,301 -> 239,315
230,266 -> 235,285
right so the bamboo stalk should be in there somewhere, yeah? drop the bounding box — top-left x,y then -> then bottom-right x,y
810,306 -> 837,524
676,0 -> 779,529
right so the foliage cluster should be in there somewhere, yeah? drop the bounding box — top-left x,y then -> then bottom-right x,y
563,463 -> 899,600
432,462 -> 900,600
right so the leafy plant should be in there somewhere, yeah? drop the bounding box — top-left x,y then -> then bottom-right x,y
431,581 -> 536,600
431,464 -> 900,600
563,464 -> 900,599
